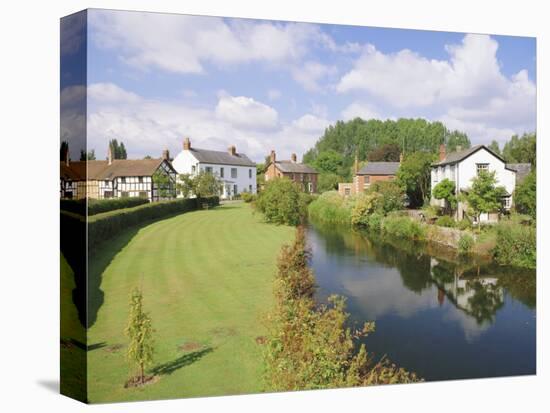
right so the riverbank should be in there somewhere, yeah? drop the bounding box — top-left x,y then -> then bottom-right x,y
308,191 -> 535,268
86,202 -> 294,402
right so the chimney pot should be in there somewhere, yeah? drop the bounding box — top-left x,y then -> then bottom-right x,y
183,137 -> 191,150
229,145 -> 236,156
162,149 -> 170,161
108,144 -> 113,165
270,150 -> 276,163
439,144 -> 446,162
291,153 -> 297,163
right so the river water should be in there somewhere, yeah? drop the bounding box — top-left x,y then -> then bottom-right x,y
307,221 -> 536,381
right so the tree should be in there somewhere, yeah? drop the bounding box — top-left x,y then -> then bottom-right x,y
193,171 -> 222,198
432,179 -> 457,215
367,143 -> 401,162
109,138 -> 128,160
317,173 -> 342,193
396,152 -> 435,207
514,171 -> 536,219
60,140 -> 69,161
368,181 -> 405,214
445,130 -> 471,152
152,171 -> 175,199
488,140 -> 501,156
461,170 -> 507,228
312,150 -> 344,175
502,133 -> 536,165
125,288 -> 154,384
79,149 -> 96,161
256,178 -> 306,226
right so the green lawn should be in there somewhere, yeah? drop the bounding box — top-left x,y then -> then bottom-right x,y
86,202 -> 294,402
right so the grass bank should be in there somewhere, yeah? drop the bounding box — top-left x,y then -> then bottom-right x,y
86,202 -> 294,402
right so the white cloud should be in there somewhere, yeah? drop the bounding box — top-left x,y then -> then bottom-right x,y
87,82 -> 331,161
90,10 -> 325,74
341,102 -> 383,121
291,61 -> 337,92
267,89 -> 282,101
88,82 -> 140,103
336,34 -> 536,144
215,95 -> 278,130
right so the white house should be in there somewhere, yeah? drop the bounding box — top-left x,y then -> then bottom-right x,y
430,144 -> 531,222
172,138 -> 257,199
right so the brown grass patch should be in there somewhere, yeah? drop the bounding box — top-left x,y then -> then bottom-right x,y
178,342 -> 203,352
124,375 -> 159,389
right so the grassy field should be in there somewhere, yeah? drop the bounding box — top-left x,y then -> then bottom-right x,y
86,202 -> 294,403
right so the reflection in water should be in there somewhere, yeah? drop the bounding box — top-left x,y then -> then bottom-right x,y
308,220 -> 536,381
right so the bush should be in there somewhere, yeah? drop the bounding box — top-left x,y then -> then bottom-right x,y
458,234 -> 474,254
456,219 -> 473,231
381,215 -> 426,240
88,196 -> 219,250
256,178 -> 306,226
435,215 -> 456,228
308,191 -> 353,225
367,181 -> 405,214
61,198 -> 150,216
241,192 -> 256,203
493,222 -> 536,269
350,193 -> 380,227
365,212 -> 383,232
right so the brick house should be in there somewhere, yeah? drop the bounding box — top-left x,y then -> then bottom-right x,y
264,151 -> 318,193
338,157 -> 401,196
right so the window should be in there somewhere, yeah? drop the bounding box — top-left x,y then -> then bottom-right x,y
365,176 -> 370,184
104,180 -> 110,186
220,167 -> 224,178
139,191 -> 148,198
231,168 -> 237,178
344,188 -> 351,196
138,176 -> 144,183
249,184 -> 252,192
191,165 -> 196,174
476,163 -> 489,175
120,177 -> 126,184
121,191 -> 129,198
249,169 -> 252,179
502,196 -> 511,209
205,166 -> 213,174
233,184 -> 238,194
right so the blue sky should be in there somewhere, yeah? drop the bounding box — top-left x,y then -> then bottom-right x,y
79,9 -> 536,161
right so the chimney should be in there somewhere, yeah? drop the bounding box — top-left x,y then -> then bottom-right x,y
439,144 -> 446,162
229,145 -> 236,156
270,150 -> 276,164
162,149 -> 170,161
455,145 -> 462,153
107,144 -> 113,165
291,153 -> 297,163
354,154 -> 359,174
183,137 -> 191,151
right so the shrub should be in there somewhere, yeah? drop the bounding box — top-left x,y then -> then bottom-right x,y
88,196 -> 219,250
241,192 -> 256,203
456,219 -> 473,231
367,181 -> 405,214
365,212 -> 383,232
381,215 -> 426,240
256,178 -> 306,226
351,193 -> 381,227
308,191 -> 353,225
458,234 -> 474,254
435,215 -> 456,228
514,171 -> 536,220
264,227 -> 420,391
493,222 -> 536,269
60,198 -> 151,216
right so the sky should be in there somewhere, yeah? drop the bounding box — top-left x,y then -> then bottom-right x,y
73,9 -> 536,161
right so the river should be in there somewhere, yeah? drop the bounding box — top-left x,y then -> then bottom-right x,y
307,221 -> 536,381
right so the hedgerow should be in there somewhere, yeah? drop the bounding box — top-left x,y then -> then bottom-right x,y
88,197 -> 219,250
61,197 -> 150,216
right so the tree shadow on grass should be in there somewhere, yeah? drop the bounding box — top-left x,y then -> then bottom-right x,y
150,347 -> 214,376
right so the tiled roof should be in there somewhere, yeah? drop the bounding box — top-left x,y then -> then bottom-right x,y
275,161 -> 318,174
506,163 -> 532,183
432,145 -> 507,167
357,162 -> 400,176
60,159 -> 172,181
189,148 -> 256,167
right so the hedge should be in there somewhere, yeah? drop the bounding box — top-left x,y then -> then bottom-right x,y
61,197 -> 151,216
88,196 -> 219,250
